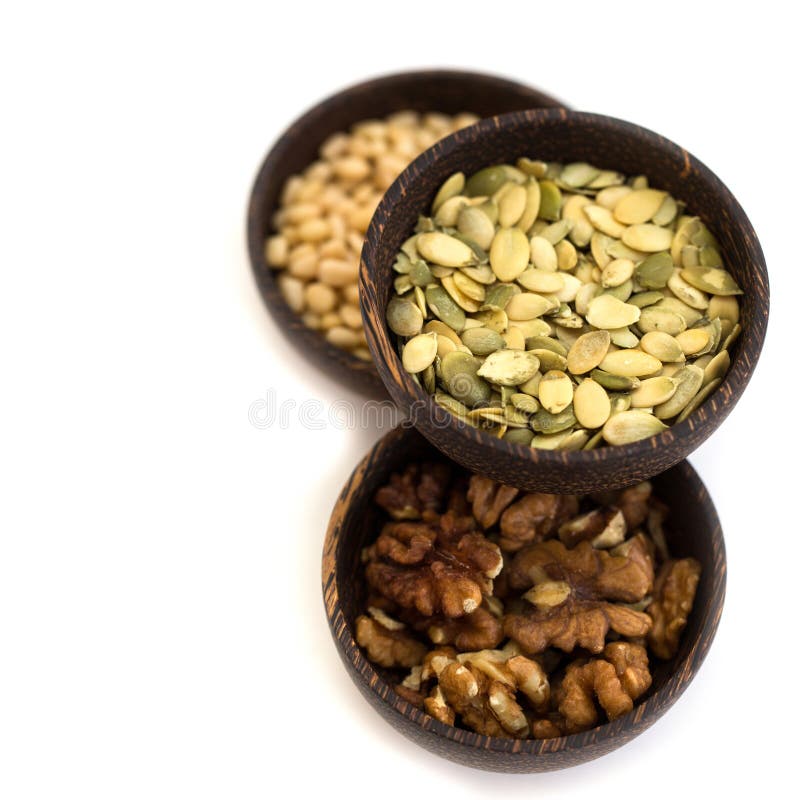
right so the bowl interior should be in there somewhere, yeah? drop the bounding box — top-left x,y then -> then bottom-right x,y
360,109 -> 769,491
323,426 -> 726,772
248,72 -> 565,398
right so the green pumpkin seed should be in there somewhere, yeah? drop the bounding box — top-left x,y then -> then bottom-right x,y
504,405 -> 533,427
394,274 -> 413,295
656,297 -> 703,327
608,392 -> 632,414
511,393 -> 539,414
432,172 -> 466,213
531,405 -> 577,434
387,296 -> 424,337
651,194 -> 678,226
410,260 -> 434,287
472,307 -> 509,333
416,232 -> 477,267
635,252 -> 674,289
531,431 -> 573,449
628,291 -> 664,309
402,333 -> 438,373
440,351 -> 492,408
653,365 -> 704,419
461,265 -> 495,285
590,369 -> 641,391
640,331 -> 684,363
602,410 -> 668,445
680,267 -> 743,296
667,271 -> 709,310
538,370 -> 574,414
622,224 -> 673,252
602,279 -> 633,302
393,252 -> 412,274
559,430 -> 591,450
457,206 -> 496,250
464,165 -> 522,197
573,378 -> 611,428
461,327 -> 506,356
583,429 -> 605,450
599,349 -> 662,377
490,228 -> 530,282
606,239 -> 647,262
538,180 -> 562,221
613,189 -> 666,225
630,377 -> 677,407
421,363 -> 436,394
586,294 -> 641,329
434,391 -> 470,418
566,330 -> 611,375
477,350 -> 540,386
425,285 -> 465,331
702,349 -> 730,386
721,322 -> 741,352
529,349 -> 568,372
638,306 -> 687,335
525,335 -> 568,356
560,162 -> 601,188
504,428 -> 534,446
675,378 -> 722,423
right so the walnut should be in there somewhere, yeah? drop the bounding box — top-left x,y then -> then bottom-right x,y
559,643 -> 652,733
647,558 -> 702,659
467,475 -> 519,529
365,512 -> 503,617
426,603 -> 504,651
503,537 -> 654,654
374,462 -> 450,520
394,682 -> 426,709
616,482 -> 653,530
355,609 -> 427,668
558,508 -> 627,549
531,716 -> 565,739
497,492 -> 580,552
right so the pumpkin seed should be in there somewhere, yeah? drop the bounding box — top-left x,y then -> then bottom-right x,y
602,410 -> 668,445
497,184 -> 528,228
638,306 -> 687,335
591,232 -> 614,268
511,393 -> 539,414
387,296 -> 424,336
555,240 -> 578,271
504,428 -> 534,445
434,392 -> 470,418
721,322 -> 741,352
402,333 -> 438,373
462,265 -> 495,285
708,295 -> 740,324
506,318 -> 551,338
606,239 -> 647,262
440,351 -> 492,408
583,429 -> 605,450
424,320 -> 462,346
589,369 -> 640,391
394,274 -> 413,295
613,189 -> 666,224
680,267 -> 743,296
526,335 -> 568,356
434,195 -> 469,227
560,162 -> 601,188
640,331 -> 684,363
651,195 -> 678,226
635,252 -> 674,289
656,297 -> 703,327
482,283 -> 519,311
538,370 -> 574,414
601,258 -> 635,288
630,377 -> 677,407
675,378 -> 722,423
409,260 -> 434,287
573,378 -> 611,428
608,393 -> 632,414
529,349 -> 568,372
465,165 -> 519,197
585,204 -> 627,238
516,158 -> 547,177
596,185 -> 632,210
528,236 -> 557,272
461,327 -> 506,356
555,272 -> 582,303
531,405 -> 577,434
517,268 -> 564,293
566,330 -> 611,375
504,405 -> 534,427
432,172 -> 466,213
490,228 -> 530,281
599,349 -> 662,377
457,206 -> 496,250
477,350 -> 540,386
421,363 -> 436,393
540,219 -> 574,246
675,328 -> 711,356
538,180 -> 562,221
609,327 -> 639,348
502,326 -> 526,350
628,291 -> 664,308
506,292 -> 553,320
531,431 -> 573,449
452,271 -> 486,302
516,180 -> 542,233
667,271 -> 709,310
602,279 -> 633,302
586,294 -> 641,329
417,232 -> 477,267
653,365 -> 704,419
562,195 -> 593,247
518,371 -> 542,397
575,282 -> 602,316
702,349 -> 730,386
425,285 -> 466,331
622,224 -> 673,252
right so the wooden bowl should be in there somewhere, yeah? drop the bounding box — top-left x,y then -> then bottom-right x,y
247,71 -> 566,398
322,426 -> 726,773
360,109 -> 769,490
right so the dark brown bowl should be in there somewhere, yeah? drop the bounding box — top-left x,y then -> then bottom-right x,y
322,426 -> 726,773
360,109 -> 769,490
247,71 -> 566,398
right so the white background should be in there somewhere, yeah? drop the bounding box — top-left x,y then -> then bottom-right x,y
1,2 -> 796,797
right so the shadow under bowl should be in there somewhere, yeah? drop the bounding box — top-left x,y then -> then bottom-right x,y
322,426 -> 726,773
248,70 -> 566,398
360,109 -> 769,491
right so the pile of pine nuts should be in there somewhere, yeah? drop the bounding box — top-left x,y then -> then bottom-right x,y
265,111 -> 479,360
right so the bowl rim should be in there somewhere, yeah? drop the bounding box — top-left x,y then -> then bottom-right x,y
321,426 -> 727,759
246,70 -> 566,396
360,108 -> 770,471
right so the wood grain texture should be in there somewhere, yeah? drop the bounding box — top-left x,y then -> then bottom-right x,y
360,109 -> 769,491
322,426 -> 726,773
247,71 -> 566,398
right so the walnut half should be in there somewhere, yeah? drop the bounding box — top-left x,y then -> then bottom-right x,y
647,558 -> 702,659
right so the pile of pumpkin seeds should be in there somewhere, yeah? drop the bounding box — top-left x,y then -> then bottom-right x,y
388,159 -> 743,450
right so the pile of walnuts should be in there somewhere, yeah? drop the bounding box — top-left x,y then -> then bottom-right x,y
355,462 -> 701,739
